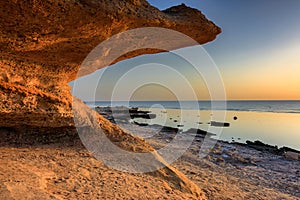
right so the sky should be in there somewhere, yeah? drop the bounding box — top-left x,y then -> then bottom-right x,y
71,0 -> 300,101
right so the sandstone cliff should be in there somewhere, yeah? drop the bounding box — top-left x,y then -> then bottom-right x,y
0,0 -> 220,129
0,0 -> 221,198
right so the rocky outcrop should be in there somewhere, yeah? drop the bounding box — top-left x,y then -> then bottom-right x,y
0,0 -> 221,153
0,0 -> 221,130
0,0 -> 221,198
0,0 -> 220,129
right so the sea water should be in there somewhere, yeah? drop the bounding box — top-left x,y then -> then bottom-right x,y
86,100 -> 300,150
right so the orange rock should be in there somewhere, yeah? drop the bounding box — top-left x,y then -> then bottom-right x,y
0,0 -> 221,130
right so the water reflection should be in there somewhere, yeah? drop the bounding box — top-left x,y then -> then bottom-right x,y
136,108 -> 300,150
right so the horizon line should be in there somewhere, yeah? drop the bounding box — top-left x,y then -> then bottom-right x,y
83,99 -> 300,102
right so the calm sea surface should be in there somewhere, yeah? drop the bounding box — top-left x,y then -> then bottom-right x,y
86,101 -> 300,150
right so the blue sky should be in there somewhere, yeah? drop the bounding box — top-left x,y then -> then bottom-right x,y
71,0 -> 300,101
147,0 -> 300,100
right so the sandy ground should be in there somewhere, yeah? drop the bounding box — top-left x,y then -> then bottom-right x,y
121,122 -> 300,200
0,141 -> 197,200
0,122 -> 299,200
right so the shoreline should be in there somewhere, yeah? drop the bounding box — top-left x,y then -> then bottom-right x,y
95,106 -> 300,198
96,106 -> 300,155
86,100 -> 300,115
0,108 -> 299,199
117,119 -> 300,199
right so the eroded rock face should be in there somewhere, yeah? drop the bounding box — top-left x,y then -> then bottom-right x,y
0,1 -> 220,198
0,0 -> 221,129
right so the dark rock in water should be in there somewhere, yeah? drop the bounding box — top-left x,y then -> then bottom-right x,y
210,121 -> 230,127
95,106 -> 112,114
129,108 -> 150,114
174,120 -> 178,122
110,106 -> 129,113
97,106 -> 150,114
133,121 -> 149,127
245,140 -> 300,155
197,122 -> 203,124
160,126 -> 179,133
129,107 -> 139,113
246,140 -> 275,152
280,146 -> 300,154
130,113 -> 156,119
95,106 -> 156,122
183,128 -> 216,138
177,125 -> 184,127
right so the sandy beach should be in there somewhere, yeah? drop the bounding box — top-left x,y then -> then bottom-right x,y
1,108 -> 299,200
